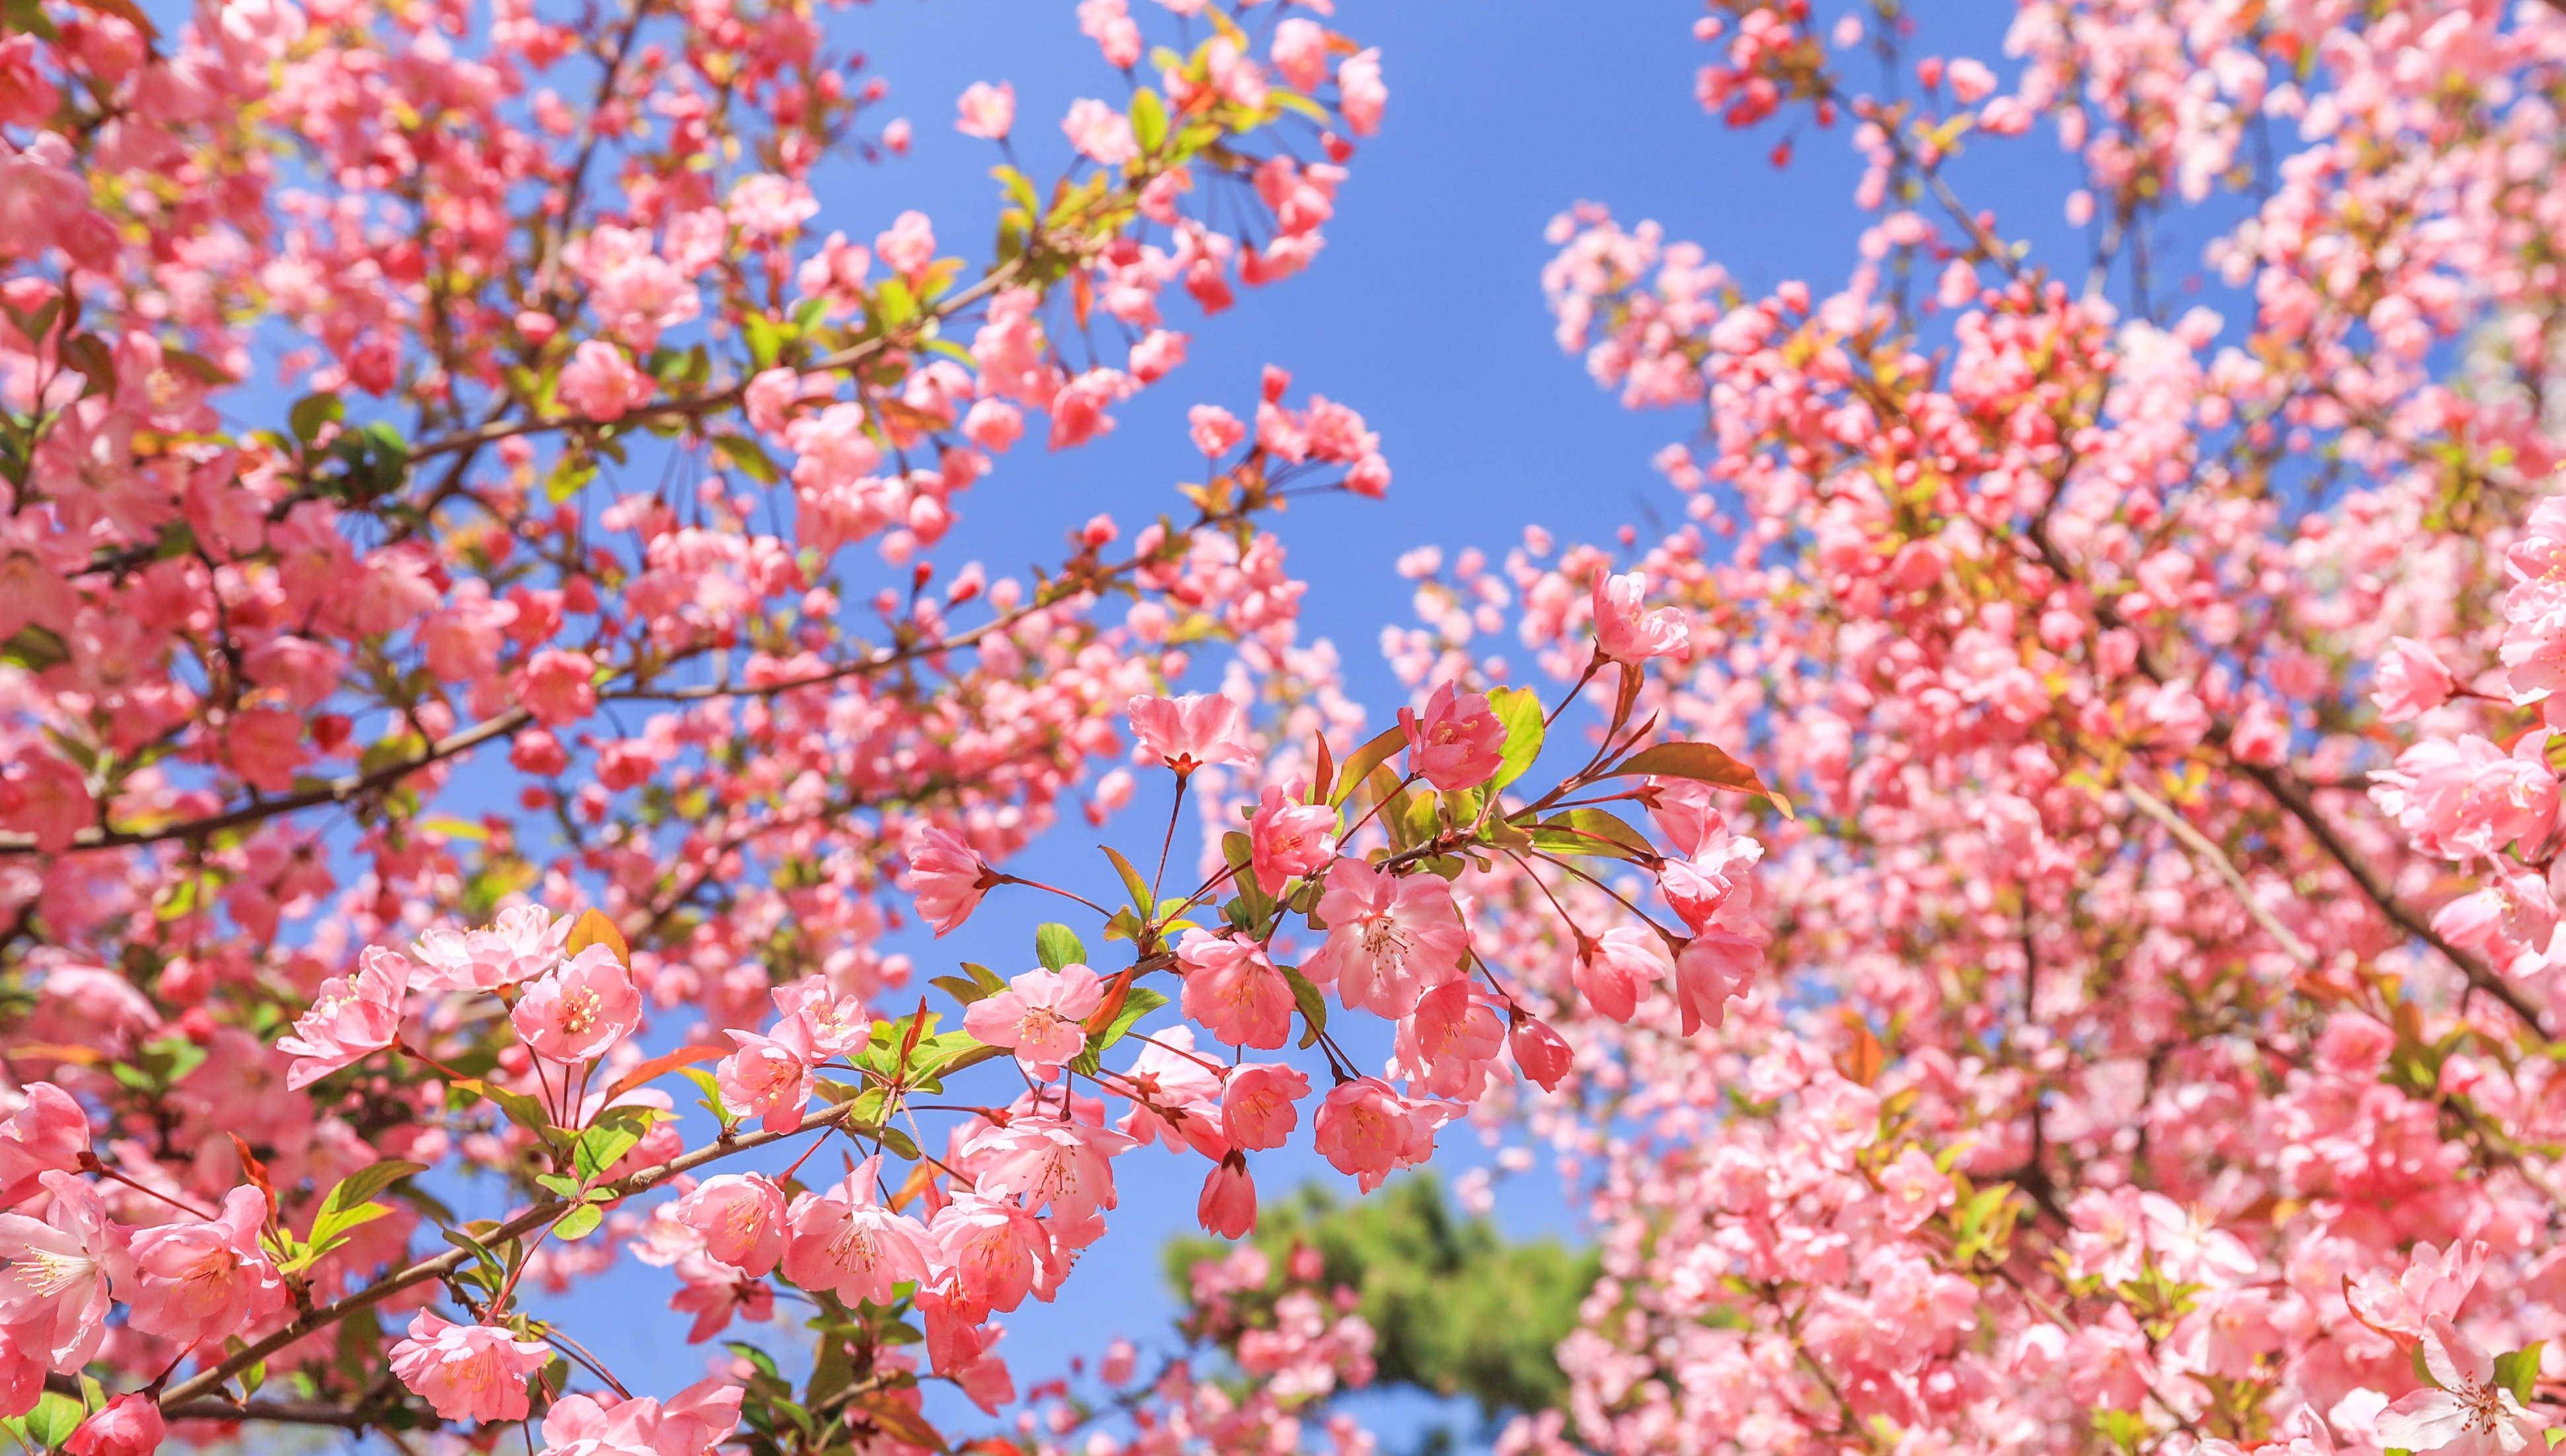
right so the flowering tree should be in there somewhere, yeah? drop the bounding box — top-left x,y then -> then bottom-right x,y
0,1 -> 1765,1452
13,1 -> 2566,1455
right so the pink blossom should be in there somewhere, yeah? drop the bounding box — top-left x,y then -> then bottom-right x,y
62,1397 -> 161,1456
2349,1241 -> 2489,1339
715,1027 -> 815,1134
2374,1318 -> 2539,1456
113,1186 -> 285,1350
1591,569 -> 1688,663
1303,859 -> 1469,1018
1673,930 -> 1757,1035
929,1193 -> 1046,1320
1248,785 -> 1338,893
969,1118 -> 1134,1223
1270,18 -> 1328,92
1313,1077 -> 1442,1192
962,965 -> 1107,1078
510,945 -> 640,1063
1574,927 -> 1666,1024
1177,929 -> 1296,1050
1338,48 -> 1385,135
1508,1017 -> 1572,1091
1188,404 -> 1245,456
0,1173 -> 115,1385
875,209 -> 936,277
1397,682 -> 1506,792
0,1083 -> 89,1209
536,1379 -> 742,1456
782,1159 -> 936,1307
412,906 -> 567,993
2376,637 -> 2456,721
1196,1155 -> 1256,1238
1063,98 -> 1137,165
558,340 -> 653,421
1220,1063 -> 1308,1151
671,1174 -> 788,1277
513,648 -> 601,727
955,81 -> 1014,139
388,1310 -> 551,1423
906,825 -> 994,935
1127,692 -> 1258,774
277,945 -> 410,1089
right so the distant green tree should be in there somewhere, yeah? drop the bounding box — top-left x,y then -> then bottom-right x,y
1162,1177 -> 1597,1418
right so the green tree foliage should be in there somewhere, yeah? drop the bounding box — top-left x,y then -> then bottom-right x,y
1163,1177 -> 1596,1417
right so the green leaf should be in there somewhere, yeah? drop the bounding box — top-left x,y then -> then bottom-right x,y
1610,740 -> 1790,818
324,1159 -> 426,1218
22,1392 -> 81,1449
1103,846 -> 1155,911
553,1202 -> 604,1241
1130,87 -> 1169,154
1486,686 -> 1545,791
931,974 -> 996,1006
1280,965 -> 1328,1050
1330,725 -> 1409,807
449,1077 -> 557,1142
1529,808 -> 1657,861
873,277 -> 918,329
1035,923 -> 1087,972
2495,1343 -> 2544,1404
289,390 -> 344,444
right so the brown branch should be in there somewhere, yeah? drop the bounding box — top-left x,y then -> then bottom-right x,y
159,1099 -> 863,1408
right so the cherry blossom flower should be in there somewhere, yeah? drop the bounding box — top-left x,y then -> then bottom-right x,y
511,946 -> 641,1064
1397,682 -> 1506,792
113,1186 -> 285,1350
2374,1318 -> 2541,1456
62,1396 -> 161,1456
961,965 -> 1106,1077
1303,859 -> 1469,1018
783,1161 -> 936,1307
277,945 -> 410,1089
671,1174 -> 788,1278
906,826 -> 996,935
1177,929 -> 1296,1050
387,1311 -> 552,1423
1126,692 -> 1258,774
1247,785 -> 1338,893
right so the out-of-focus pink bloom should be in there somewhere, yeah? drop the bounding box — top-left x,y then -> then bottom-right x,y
558,340 -> 653,421
412,906 -> 566,993
1063,97 -> 1138,165
955,81 -> 1015,139
2348,1241 -> 2489,1339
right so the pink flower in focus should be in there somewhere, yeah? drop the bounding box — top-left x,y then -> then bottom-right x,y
1177,929 -> 1296,1050
969,1118 -> 1135,1223
387,1310 -> 551,1423
0,1082 -> 89,1208
715,1027 -> 815,1135
2373,1317 -> 2538,1456
962,964 -> 1107,1078
1197,1155 -> 1256,1238
1220,1063 -> 1308,1151
277,945 -> 410,1090
782,1157 -> 936,1307
1575,927 -> 1666,1024
1398,682 -> 1506,792
672,1173 -> 789,1277
62,1396 -> 161,1456
510,945 -> 640,1063
1313,1077 -> 1443,1192
2376,637 -> 2455,722
1673,930 -> 1759,1036
1303,859 -> 1468,1019
906,825 -> 996,936
1508,1016 -> 1572,1091
412,905 -> 567,993
1127,692 -> 1258,774
930,1193 -> 1046,1321
1592,569 -> 1689,663
537,1379 -> 743,1456
0,1173 -> 116,1381
113,1186 -> 286,1350
955,81 -> 1014,139
1248,785 -> 1337,894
